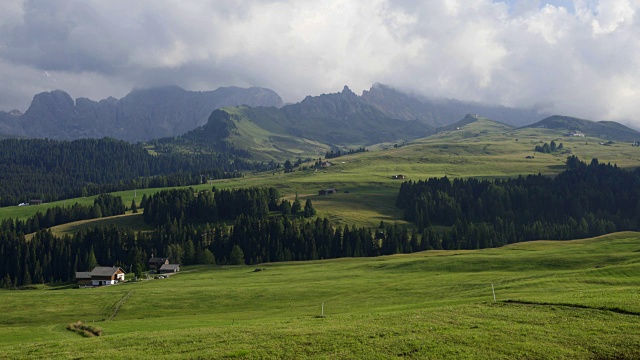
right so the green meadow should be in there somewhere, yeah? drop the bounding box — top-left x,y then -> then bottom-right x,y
3,121 -> 640,358
1,232 -> 640,358
3,120 -> 640,229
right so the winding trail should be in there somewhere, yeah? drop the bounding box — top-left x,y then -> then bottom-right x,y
107,290 -> 134,321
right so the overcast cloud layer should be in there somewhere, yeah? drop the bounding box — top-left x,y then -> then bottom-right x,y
1,0 -> 639,126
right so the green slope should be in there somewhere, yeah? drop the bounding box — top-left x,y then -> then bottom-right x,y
524,115 -> 640,141
169,87 -> 436,161
1,233 -> 640,358
5,115 -> 640,229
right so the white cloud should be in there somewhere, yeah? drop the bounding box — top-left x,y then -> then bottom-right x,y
0,0 -> 639,127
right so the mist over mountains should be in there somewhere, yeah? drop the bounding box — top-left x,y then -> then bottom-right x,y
1,83 -> 551,143
0,86 -> 283,142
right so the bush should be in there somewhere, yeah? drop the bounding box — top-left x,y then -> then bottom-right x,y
66,321 -> 103,337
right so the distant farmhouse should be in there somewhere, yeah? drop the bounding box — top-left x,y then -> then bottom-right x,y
148,256 -> 169,271
391,174 -> 406,180
148,256 -> 180,273
159,264 -> 180,273
567,130 -> 585,137
75,266 -> 126,287
319,188 -> 338,195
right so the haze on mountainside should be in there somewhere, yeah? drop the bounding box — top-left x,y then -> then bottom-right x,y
0,83 -> 550,142
0,0 -> 638,128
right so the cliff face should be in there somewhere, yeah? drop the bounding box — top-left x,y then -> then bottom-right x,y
4,86 -> 283,142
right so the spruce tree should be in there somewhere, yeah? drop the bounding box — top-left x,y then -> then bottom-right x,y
87,247 -> 98,270
292,196 -> 302,214
304,198 -> 316,218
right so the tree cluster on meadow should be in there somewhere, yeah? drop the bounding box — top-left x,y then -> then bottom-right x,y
396,156 -> 635,248
324,147 -> 367,159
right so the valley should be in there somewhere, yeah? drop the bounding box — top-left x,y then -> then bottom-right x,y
2,95 -> 640,359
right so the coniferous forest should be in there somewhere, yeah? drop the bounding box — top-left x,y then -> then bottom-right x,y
2,156 -> 639,288
0,138 -> 277,207
396,156 -> 638,249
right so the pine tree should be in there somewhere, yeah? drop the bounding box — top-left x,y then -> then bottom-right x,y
87,247 -> 98,270
280,200 -> 292,216
304,198 -> 316,218
131,199 -> 138,213
140,194 -> 148,209
292,196 -> 302,214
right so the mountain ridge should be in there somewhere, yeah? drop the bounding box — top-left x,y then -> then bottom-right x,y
170,86 -> 436,161
360,83 -> 547,127
0,86 -> 284,142
523,115 -> 640,142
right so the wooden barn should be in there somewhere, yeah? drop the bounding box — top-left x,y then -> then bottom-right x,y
148,256 -> 169,271
88,266 -> 126,286
159,264 -> 180,273
75,272 -> 92,285
76,266 -> 126,286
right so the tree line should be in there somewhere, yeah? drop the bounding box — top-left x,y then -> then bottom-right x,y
0,200 -> 407,288
0,137 -> 278,207
4,156 -> 638,288
396,156 -> 637,249
1,194 -> 125,235
0,186 -> 415,288
325,147 -> 367,159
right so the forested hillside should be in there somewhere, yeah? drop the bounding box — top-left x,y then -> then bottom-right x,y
0,138 -> 275,207
396,156 -> 638,249
5,156 -> 638,288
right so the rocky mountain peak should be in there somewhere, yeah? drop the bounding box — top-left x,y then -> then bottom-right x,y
1,86 -> 284,141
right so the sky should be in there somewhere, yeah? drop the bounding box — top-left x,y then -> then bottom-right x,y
0,0 -> 639,126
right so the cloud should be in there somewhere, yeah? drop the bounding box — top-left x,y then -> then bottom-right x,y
0,0 -> 639,126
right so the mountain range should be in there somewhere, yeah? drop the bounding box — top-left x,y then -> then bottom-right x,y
0,86 -> 283,142
360,83 -> 546,127
0,83 -> 550,143
2,83 -> 639,157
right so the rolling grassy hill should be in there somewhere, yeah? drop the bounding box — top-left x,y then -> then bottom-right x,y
165,86 -> 436,162
1,233 -> 639,358
524,115 -> 640,142
4,116 -> 640,230
4,116 -> 640,358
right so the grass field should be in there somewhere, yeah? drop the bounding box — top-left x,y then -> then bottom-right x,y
3,121 -> 640,229
1,232 -> 639,358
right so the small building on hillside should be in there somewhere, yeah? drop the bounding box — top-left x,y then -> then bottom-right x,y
159,264 -> 180,273
391,174 -> 406,180
89,266 -> 126,286
319,188 -> 338,195
75,272 -> 92,285
29,199 -> 43,205
567,130 -> 586,137
148,256 -> 169,271
75,266 -> 126,286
